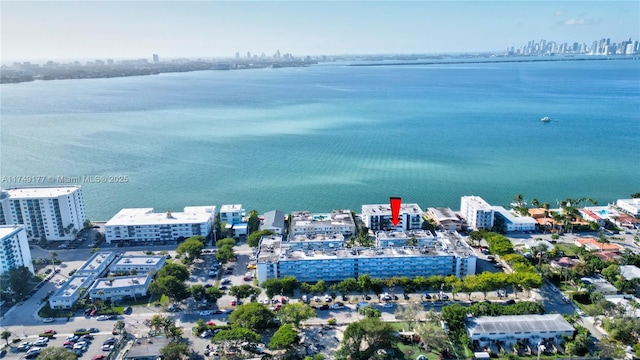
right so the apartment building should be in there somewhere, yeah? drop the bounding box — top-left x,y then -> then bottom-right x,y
260,210 -> 285,235
426,207 -> 462,232
0,225 -> 34,275
110,255 -> 166,274
49,274 -> 95,309
88,275 -> 152,301
376,230 -> 438,248
492,206 -> 537,232
361,203 -> 423,231
75,251 -> 117,277
290,210 -> 356,237
255,231 -> 476,284
0,186 -> 87,241
219,204 -> 248,236
104,206 -> 215,244
460,196 -> 494,230
617,198 -> 640,216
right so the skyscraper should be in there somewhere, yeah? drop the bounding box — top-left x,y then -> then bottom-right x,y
152,54 -> 159,63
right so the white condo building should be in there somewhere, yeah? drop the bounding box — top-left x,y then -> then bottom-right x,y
617,199 -> 640,216
361,203 -> 423,231
88,275 -> 152,301
219,204 -> 247,236
49,274 -> 96,309
290,210 -> 356,237
492,206 -> 537,232
0,186 -> 87,241
255,231 -> 476,284
460,196 -> 494,230
0,225 -> 34,275
110,255 -> 166,274
104,206 -> 215,244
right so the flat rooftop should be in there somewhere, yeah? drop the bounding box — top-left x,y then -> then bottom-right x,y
466,314 -> 574,335
92,275 -> 150,290
52,275 -> 95,299
105,206 -> 215,226
362,203 -> 422,215
290,233 -> 345,243
377,230 -> 436,240
462,196 -> 492,210
0,225 -> 24,238
492,206 -> 536,224
2,186 -> 81,199
427,207 -> 460,221
113,255 -> 164,267
220,204 -> 243,212
77,252 -> 115,273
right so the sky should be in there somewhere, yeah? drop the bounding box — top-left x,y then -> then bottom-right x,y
1,1 -> 639,63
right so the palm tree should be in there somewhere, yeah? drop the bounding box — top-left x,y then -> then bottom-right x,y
1,330 -> 12,346
514,194 -> 524,207
531,198 -> 540,208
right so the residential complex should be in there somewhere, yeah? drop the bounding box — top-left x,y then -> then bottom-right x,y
465,314 -> 574,349
0,186 -> 87,241
76,251 -> 117,277
290,210 -> 356,237
110,255 -> 166,274
460,196 -> 494,230
492,206 -> 537,232
49,274 -> 96,309
104,206 -> 215,244
255,231 -> 476,284
361,203 -> 423,231
375,230 -> 438,248
0,225 -> 34,274
426,207 -> 462,232
88,274 -> 152,301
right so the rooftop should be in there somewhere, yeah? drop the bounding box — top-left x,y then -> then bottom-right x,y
51,274 -> 95,299
466,314 -> 574,336
492,206 -> 537,224
92,275 -> 151,290
620,265 -> 640,281
462,196 -> 492,210
77,252 -> 116,273
124,337 -> 170,359
290,233 -> 346,243
105,206 -> 215,226
113,255 -> 165,267
575,237 -> 623,252
220,204 -> 243,212
291,209 -> 355,227
0,225 -> 24,238
427,207 -> 460,221
376,230 -> 436,241
362,203 -> 423,215
1,186 -> 81,199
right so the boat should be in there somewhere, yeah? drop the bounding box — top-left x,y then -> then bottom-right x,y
541,116 -> 551,122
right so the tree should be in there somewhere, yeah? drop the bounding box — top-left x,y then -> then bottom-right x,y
261,278 -> 283,299
160,342 -> 189,360
216,238 -> 236,247
34,347 -> 77,360
229,285 -> 258,302
394,302 -> 422,330
149,275 -> 189,301
415,322 -> 449,352
337,278 -> 359,297
631,192 -> 640,199
247,229 -> 275,247
205,287 -> 224,303
190,284 -> 207,301
310,280 -> 327,296
1,330 -> 12,345
213,326 -> 261,351
278,302 -> 316,328
531,198 -> 540,208
299,282 -> 312,296
3,266 -> 32,298
215,245 -> 235,264
166,325 -> 184,343
157,263 -> 189,282
280,276 -> 298,297
176,238 -> 204,262
247,209 -> 260,234
357,274 -> 372,295
229,302 -> 276,331
336,317 -> 396,360
268,324 -> 299,350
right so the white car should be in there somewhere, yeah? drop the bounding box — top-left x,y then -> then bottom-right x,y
329,304 -> 344,310
42,317 -> 55,323
36,337 -> 49,343
259,298 -> 271,305
96,315 -> 110,321
102,344 -> 114,351
33,340 -> 48,347
73,343 -> 87,351
199,310 -> 213,316
381,303 -> 394,308
313,296 -> 321,302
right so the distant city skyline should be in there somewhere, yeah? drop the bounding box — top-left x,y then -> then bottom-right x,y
1,1 -> 639,63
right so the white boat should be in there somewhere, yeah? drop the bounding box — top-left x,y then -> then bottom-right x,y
541,116 -> 551,122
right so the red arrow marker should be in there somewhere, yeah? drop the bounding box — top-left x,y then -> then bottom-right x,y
390,197 -> 402,226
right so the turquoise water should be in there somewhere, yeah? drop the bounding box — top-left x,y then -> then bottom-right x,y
1,60 -> 639,220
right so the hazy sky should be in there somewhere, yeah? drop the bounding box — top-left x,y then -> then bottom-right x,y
1,1 -> 639,62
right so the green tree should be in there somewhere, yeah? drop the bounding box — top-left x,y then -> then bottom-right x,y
34,347 -> 77,360
213,326 -> 261,350
247,209 -> 260,234
160,342 -> 189,360
337,278 -> 359,297
246,229 -> 275,247
166,325 -> 184,343
229,302 -> 276,331
278,302 -> 316,328
2,266 -> 32,298
280,276 -> 298,297
229,284 -> 258,302
415,322 -> 449,352
394,302 -> 422,330
216,238 -> 236,247
268,324 -> 299,350
190,284 -> 207,301
176,237 -> 204,262
1,330 -> 12,345
310,280 -> 327,296
205,287 -> 224,303
631,192 -> 640,199
214,245 -> 235,264
336,317 -> 396,360
299,282 -> 312,296
261,278 -> 283,299
157,263 -> 190,282
149,275 -> 189,302
357,274 -> 372,295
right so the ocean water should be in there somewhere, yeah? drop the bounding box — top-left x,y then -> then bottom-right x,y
1,59 -> 639,220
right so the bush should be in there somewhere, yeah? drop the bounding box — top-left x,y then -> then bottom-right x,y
327,318 -> 337,326
74,330 -> 90,336
38,333 -> 55,338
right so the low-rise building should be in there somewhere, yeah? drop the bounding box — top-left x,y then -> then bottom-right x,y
76,251 -> 117,277
460,196 -> 494,230
290,210 -> 356,237
376,230 -> 437,248
0,225 -> 34,275
256,231 -> 476,284
260,210 -> 286,235
550,257 -> 579,269
465,314 -> 574,349
426,207 -> 462,232
219,204 -> 248,236
89,275 -> 152,301
110,255 -> 166,274
492,206 -> 537,232
581,275 -> 618,295
580,209 -> 606,227
123,337 -> 170,360
361,203 -> 423,231
287,233 -> 346,251
49,274 -> 95,309
105,206 -> 215,245
617,198 -> 640,216
620,265 -> 640,281
574,237 -> 624,252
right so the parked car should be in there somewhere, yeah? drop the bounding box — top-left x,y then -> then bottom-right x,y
123,306 -> 132,315
402,293 -> 410,300
102,344 -> 114,351
199,310 -> 213,316
329,304 -> 344,310
42,317 -> 55,323
43,329 -> 57,335
96,315 -> 110,321
103,338 -> 117,345
88,327 -> 100,333
33,339 -> 48,347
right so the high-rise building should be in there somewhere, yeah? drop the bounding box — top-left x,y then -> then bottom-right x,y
0,225 -> 34,275
152,54 -> 160,63
0,186 -> 87,241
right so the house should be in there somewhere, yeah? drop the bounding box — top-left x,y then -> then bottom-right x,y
574,237 -> 623,252
260,210 -> 286,235
550,257 -> 579,269
123,337 -> 169,360
581,275 -> 618,295
620,265 -> 640,281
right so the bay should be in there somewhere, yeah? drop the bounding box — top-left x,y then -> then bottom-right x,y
1,59 -> 639,220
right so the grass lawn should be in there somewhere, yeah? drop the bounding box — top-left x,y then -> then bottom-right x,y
554,243 -> 580,256
388,322 -> 451,360
118,295 -> 155,306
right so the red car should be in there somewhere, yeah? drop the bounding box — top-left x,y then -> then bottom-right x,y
231,300 -> 236,306
43,329 -> 57,334
92,355 -> 106,360
89,309 -> 97,316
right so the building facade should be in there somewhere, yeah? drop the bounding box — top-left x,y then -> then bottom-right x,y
0,225 -> 34,275
492,206 -> 537,232
110,255 -> 166,274
460,196 -> 494,230
49,274 -> 95,309
361,203 -> 423,231
219,204 -> 247,236
290,210 -> 356,237
617,199 -> 640,216
255,231 -> 476,284
0,186 -> 87,241
260,210 -> 285,235
426,207 -> 462,232
104,206 -> 215,244
88,275 -> 152,301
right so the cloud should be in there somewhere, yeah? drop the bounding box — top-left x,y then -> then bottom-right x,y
562,18 -> 601,26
